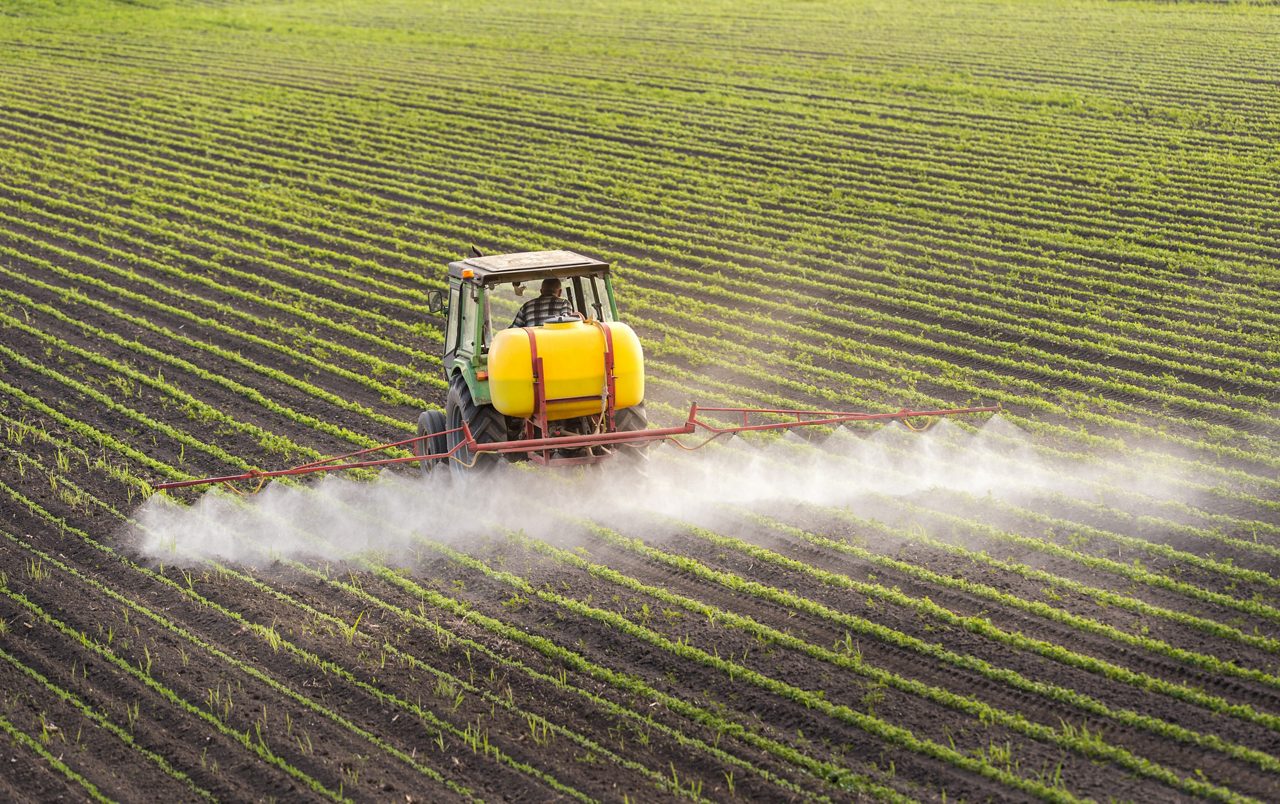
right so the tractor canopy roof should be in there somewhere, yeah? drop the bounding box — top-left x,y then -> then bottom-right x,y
448,250 -> 610,286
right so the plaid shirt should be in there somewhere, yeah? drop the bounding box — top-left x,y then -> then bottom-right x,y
510,294 -> 574,328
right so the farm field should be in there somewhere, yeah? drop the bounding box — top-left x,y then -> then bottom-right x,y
1,0 -> 1278,801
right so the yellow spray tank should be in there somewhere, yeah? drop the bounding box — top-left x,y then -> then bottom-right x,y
488,320 -> 644,420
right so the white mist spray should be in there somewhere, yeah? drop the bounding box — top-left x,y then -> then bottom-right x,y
129,417 -> 1193,567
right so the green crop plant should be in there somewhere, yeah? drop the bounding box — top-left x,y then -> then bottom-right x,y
15,83 -> 1274,471
766,503 -> 1280,669
3,3 -> 1279,801
747,512 -> 1280,730
1,289 -> 392,448
516,523 -> 1269,794
890,497 -> 1280,626
0,491 -> 480,799
22,507 -> 575,802
364,561 -> 901,798
0,709 -> 110,803
0,236 -> 433,409
424,536 -> 1087,801
0,257 -> 429,416
0,579 -> 346,800
278,562 -> 830,798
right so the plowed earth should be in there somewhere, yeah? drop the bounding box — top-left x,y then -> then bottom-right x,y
1,1 -> 1278,802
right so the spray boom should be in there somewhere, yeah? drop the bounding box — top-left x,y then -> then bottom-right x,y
153,402 -> 999,492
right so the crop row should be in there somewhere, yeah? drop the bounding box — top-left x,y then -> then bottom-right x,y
5,391 -> 1274,798
18,30 -> 1280,282
5,208 -> 1274,553
541,521 -> 1280,770
5,62 -> 1274,373
5,76 -> 1274,371
2,323 -> 1269,798
0,378 -> 911,798
15,39 -> 1280,325
2,158 -> 1269,476
5,97 -> 1269,425
3,5 -> 1277,801
5,137 -> 1274,489
0,429 -> 896,800
7,153 -> 1269,558
7,192 -> 1269,578
0,486 -> 671,800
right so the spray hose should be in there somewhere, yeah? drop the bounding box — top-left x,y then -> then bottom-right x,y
449,450 -> 484,469
221,473 -> 269,496
899,417 -> 935,432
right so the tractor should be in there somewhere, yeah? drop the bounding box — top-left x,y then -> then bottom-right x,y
417,249 -> 649,473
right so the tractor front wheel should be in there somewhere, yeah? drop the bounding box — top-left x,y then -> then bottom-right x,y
445,375 -> 505,476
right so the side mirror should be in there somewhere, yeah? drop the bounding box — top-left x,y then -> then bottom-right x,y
427,289 -> 445,315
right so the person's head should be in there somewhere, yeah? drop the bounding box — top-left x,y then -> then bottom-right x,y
540,277 -> 562,297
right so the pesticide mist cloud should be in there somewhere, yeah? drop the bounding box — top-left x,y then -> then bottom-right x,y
128,417 -> 1191,567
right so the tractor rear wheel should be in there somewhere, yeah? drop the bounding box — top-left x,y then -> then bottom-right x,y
613,403 -> 650,463
445,375 -> 505,476
414,410 -> 447,471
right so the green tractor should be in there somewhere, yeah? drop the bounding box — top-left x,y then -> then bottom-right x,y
419,250 -> 649,473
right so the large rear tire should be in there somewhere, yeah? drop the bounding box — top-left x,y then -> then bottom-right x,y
413,410 -> 447,471
613,403 -> 650,463
445,375 -> 505,476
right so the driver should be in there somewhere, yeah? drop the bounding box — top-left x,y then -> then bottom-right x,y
509,277 -> 581,328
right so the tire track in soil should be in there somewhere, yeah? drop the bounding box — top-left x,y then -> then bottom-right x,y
885,503 -> 1280,636
151,576 -> 595,804
836,533 -> 1280,704
186,570 -> 674,803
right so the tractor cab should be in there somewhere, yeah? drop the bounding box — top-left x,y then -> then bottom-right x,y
429,250 -> 618,404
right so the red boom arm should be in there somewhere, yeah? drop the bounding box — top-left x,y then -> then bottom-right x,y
152,403 -> 999,491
